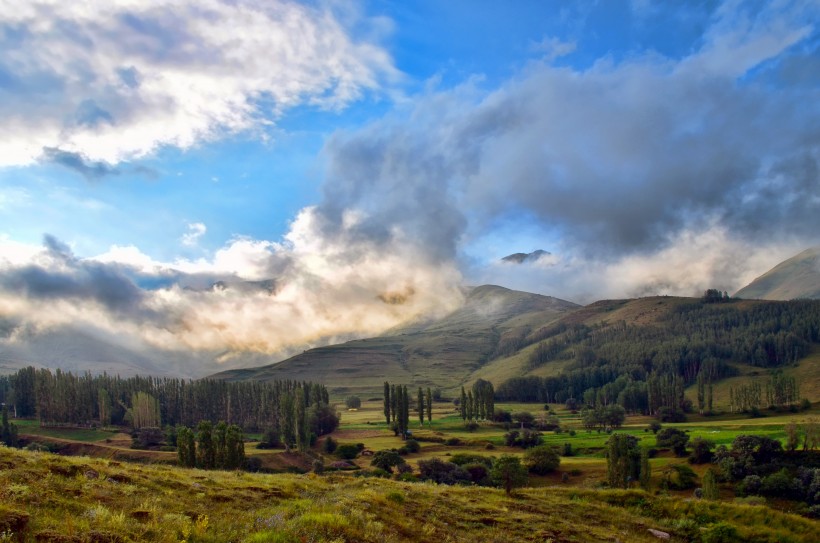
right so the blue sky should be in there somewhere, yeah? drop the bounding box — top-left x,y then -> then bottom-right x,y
1,0 -> 819,369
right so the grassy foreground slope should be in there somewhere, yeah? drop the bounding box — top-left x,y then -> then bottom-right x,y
1,446 -> 817,543
211,285 -> 578,396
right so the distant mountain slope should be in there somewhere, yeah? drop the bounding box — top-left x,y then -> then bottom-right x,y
209,285 -> 579,394
735,247 -> 820,300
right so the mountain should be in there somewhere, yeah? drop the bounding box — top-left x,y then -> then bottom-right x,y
501,249 -> 550,264
209,285 -> 579,395
735,247 -> 820,300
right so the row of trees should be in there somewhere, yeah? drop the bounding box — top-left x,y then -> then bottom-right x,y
459,379 -> 495,421
176,421 -> 245,470
728,373 -> 800,413
0,367 -> 331,433
383,382 -> 411,438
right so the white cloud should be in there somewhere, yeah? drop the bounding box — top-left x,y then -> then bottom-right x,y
180,222 -> 207,247
0,0 -> 398,166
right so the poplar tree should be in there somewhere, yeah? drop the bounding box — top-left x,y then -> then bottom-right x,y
460,387 -> 467,421
425,387 -> 433,423
383,381 -> 391,424
417,387 -> 424,426
196,421 -> 215,469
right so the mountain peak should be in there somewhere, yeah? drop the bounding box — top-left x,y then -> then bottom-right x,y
501,250 -> 550,264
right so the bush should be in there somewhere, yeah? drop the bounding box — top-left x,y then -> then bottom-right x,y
689,437 -> 714,464
449,453 -> 493,467
666,464 -> 698,490
738,475 -> 762,496
649,421 -> 662,434
504,429 -> 543,449
464,421 -> 479,432
323,436 -> 338,454
345,395 -> 361,409
444,437 -> 462,446
656,428 -> 689,457
371,450 -> 405,473
462,463 -> 491,486
492,409 -> 512,423
760,468 -> 796,498
404,439 -> 421,453
335,444 -> 360,460
562,443 -> 573,457
523,445 -> 561,475
418,458 -> 470,485
490,455 -> 528,495
701,522 -> 740,543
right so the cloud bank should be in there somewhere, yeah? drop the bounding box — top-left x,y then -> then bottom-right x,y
0,0 -> 397,166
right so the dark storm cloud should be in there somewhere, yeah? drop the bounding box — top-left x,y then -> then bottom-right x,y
0,234 -> 144,313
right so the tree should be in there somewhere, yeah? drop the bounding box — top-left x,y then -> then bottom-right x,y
383,382 -> 390,424
491,455 -> 528,495
460,387 -> 467,421
689,437 -> 715,464
639,449 -> 651,490
417,387 -> 424,426
225,424 -> 245,469
606,434 -> 641,488
425,387 -> 433,423
196,421 -> 215,469
129,391 -> 161,429
176,426 -> 196,467
784,421 -> 800,452
345,395 -> 361,409
523,445 -> 561,475
1,404 -> 18,447
371,450 -> 405,473
702,468 -> 720,500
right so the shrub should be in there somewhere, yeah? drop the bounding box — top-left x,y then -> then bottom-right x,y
738,475 -> 762,496
689,437 -> 715,464
418,458 -> 470,485
760,468 -> 796,498
562,443 -> 573,457
323,437 -> 337,454
492,409 -> 512,423
335,444 -> 360,460
462,463 -> 491,486
464,421 -> 479,432
649,421 -> 662,434
444,437 -> 462,446
449,453 -> 493,467
371,450 -> 405,473
345,395 -> 361,409
666,464 -> 698,490
404,439 -> 420,453
656,428 -> 689,457
504,429 -> 543,449
523,445 -> 561,475
701,522 -> 740,543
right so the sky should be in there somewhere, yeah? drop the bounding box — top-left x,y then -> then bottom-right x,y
1,0 -> 819,373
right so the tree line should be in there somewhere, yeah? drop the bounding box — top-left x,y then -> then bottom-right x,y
0,367 -> 333,435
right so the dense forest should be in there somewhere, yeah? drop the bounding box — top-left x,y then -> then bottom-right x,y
0,367 -> 334,435
496,297 -> 820,414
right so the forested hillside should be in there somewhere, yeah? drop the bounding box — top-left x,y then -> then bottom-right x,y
495,296 -> 820,416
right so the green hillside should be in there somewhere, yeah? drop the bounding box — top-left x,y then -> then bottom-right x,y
210,285 -> 578,395
735,247 -> 820,300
